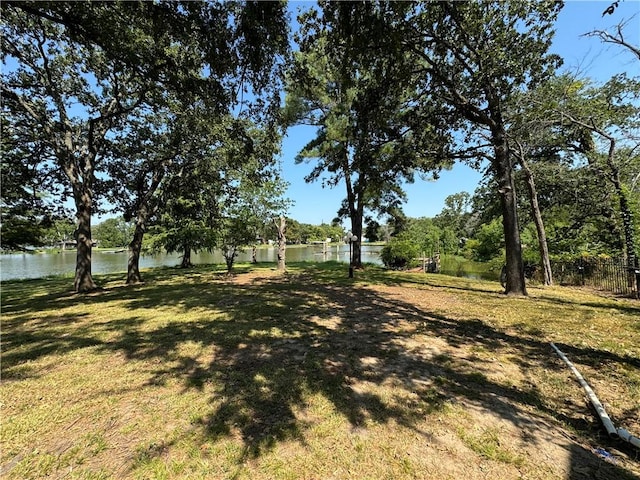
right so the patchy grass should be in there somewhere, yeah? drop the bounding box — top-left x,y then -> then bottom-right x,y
456,426 -> 525,466
1,262 -> 639,479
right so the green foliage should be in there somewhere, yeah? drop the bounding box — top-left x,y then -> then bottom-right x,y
0,217 -> 46,250
386,1 -> 563,294
283,220 -> 344,244
150,166 -> 222,259
515,73 -> 640,261
149,212 -> 218,258
41,218 -> 75,248
380,239 -> 420,270
468,218 -> 504,262
0,114 -> 63,250
219,174 -> 291,273
2,1 -> 289,288
218,216 -> 255,273
515,157 -> 627,258
545,215 -> 622,257
433,192 -> 473,240
146,114 -> 290,271
520,223 -> 542,266
93,218 -> 134,249
364,219 -> 381,242
287,2 -> 452,253
320,223 -> 345,243
397,217 -> 442,257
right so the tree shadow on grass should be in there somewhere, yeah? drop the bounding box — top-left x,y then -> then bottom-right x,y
2,268 -> 638,478
350,265 -> 504,295
533,292 -> 640,316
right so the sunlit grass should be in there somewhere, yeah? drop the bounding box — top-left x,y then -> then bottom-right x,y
2,262 -> 639,479
457,426 -> 526,466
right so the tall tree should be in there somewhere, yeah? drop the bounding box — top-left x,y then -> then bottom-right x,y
217,133 -> 291,274
148,117 -> 287,271
104,101 -> 219,283
2,7 -> 146,290
533,74 -> 640,267
105,108 -> 170,282
386,0 -> 564,295
148,119 -> 236,269
2,1 -> 288,291
507,77 -> 608,286
287,2 -> 452,268
219,177 -> 290,274
511,142 -> 554,285
504,92 -> 566,286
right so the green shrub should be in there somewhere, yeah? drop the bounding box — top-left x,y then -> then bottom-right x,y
380,240 -> 420,269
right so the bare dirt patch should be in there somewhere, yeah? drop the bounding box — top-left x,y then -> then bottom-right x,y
355,280 -> 640,479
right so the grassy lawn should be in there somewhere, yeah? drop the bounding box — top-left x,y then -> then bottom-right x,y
2,262 -> 639,479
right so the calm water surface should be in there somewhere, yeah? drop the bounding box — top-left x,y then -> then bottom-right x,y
1,244 -> 384,281
1,246 -> 500,282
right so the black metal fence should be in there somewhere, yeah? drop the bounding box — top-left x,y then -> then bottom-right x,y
551,257 -> 640,298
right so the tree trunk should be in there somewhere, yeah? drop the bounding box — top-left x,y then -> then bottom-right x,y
493,129 -> 527,296
350,206 -> 363,269
520,156 -> 553,286
181,244 -> 192,268
73,194 -> 97,293
224,247 -> 236,273
63,150 -> 98,293
126,222 -> 145,284
275,216 -> 286,271
125,163 -> 166,285
343,156 -> 363,269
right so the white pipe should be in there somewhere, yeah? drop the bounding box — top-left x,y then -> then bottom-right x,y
550,342 -> 618,438
551,343 -> 640,450
617,428 -> 640,449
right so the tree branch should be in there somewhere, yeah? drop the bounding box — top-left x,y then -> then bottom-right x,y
587,24 -> 640,61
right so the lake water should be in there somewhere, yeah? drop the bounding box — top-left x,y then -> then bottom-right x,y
1,245 -> 501,283
439,256 -> 500,282
0,244 -> 384,281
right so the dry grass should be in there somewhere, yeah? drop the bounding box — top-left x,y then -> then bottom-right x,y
1,262 -> 639,479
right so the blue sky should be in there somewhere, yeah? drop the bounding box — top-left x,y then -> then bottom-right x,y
281,0 -> 640,226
